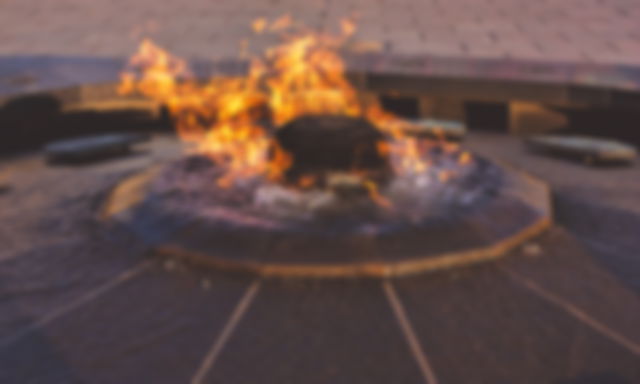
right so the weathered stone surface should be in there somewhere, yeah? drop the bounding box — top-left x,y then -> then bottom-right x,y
394,233 -> 640,384
3,0 -> 640,68
526,135 -> 637,164
0,265 -> 253,384
466,131 -> 640,291
104,153 -> 551,278
0,134 -> 638,384
45,133 -> 150,163
205,280 -> 424,384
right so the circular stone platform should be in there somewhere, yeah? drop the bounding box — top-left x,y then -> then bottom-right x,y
101,154 -> 552,278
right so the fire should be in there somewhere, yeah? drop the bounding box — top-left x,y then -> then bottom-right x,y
458,151 -> 472,165
364,180 -> 393,210
366,104 -> 435,175
252,18 -> 268,34
119,16 -> 470,191
270,14 -> 293,32
297,174 -> 317,189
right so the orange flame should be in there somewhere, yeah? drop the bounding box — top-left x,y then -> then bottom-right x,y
341,18 -> 357,37
458,151 -> 472,165
119,16 -> 448,190
270,14 -> 293,31
364,180 -> 393,210
252,18 -> 268,34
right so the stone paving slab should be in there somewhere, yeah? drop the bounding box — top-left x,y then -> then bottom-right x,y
555,196 -> 640,292
464,132 -> 640,291
502,228 -> 640,345
393,235 -> 640,384
2,0 -> 640,109
1,0 -> 640,68
1,231 -> 637,384
554,194 -> 640,292
205,280 -> 424,384
0,161 -> 151,342
0,241 -> 143,342
0,264 -> 252,384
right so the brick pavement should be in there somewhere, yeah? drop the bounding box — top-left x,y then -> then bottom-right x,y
1,0 -> 640,66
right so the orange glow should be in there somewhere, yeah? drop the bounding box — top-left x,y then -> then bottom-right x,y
458,151 -> 473,165
341,18 -> 357,37
297,175 -> 317,189
367,104 -> 433,175
270,14 -> 293,31
119,16 -> 451,191
364,180 -> 393,210
438,170 -> 452,182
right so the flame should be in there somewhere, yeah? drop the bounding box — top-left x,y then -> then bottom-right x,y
270,14 -> 293,31
297,174 -> 317,189
366,104 -> 435,175
458,151 -> 472,165
341,18 -> 357,37
119,16 -> 462,191
252,18 -> 267,34
364,180 -> 393,210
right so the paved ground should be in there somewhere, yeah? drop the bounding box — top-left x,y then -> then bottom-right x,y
1,2 -> 640,380
466,132 -> 640,292
1,0 -> 640,66
0,133 -> 638,383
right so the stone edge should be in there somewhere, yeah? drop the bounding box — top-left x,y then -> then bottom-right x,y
101,162 -> 553,279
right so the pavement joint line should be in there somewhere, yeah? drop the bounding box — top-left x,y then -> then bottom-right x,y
383,280 -> 439,384
191,279 -> 262,384
502,266 -> 640,356
0,260 -> 153,350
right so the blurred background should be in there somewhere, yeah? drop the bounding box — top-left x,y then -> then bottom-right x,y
0,1 -> 639,383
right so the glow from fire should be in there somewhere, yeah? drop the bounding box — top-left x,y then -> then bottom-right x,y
119,16 -> 465,189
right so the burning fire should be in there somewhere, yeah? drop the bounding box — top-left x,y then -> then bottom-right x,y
119,16 -> 469,190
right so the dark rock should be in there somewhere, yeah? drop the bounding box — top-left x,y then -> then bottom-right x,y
275,115 -> 391,181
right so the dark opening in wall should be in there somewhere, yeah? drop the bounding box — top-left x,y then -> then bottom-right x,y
465,102 -> 508,132
0,95 -> 172,156
562,106 -> 640,147
379,95 -> 420,119
0,95 -> 62,154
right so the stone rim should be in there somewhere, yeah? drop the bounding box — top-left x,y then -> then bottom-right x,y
101,158 -> 552,279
